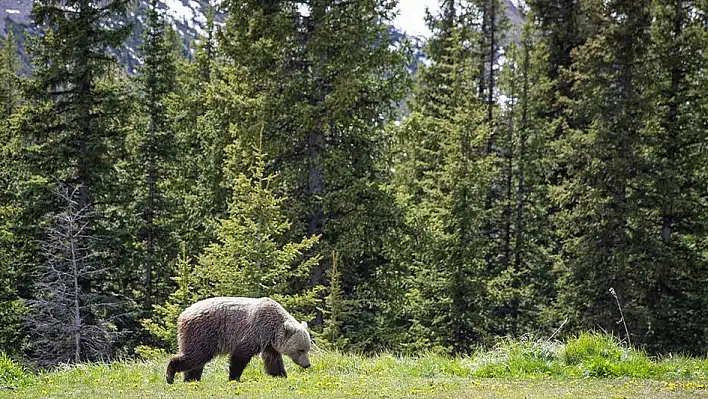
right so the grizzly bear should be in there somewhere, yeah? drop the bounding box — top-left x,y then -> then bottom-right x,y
165,296 -> 312,384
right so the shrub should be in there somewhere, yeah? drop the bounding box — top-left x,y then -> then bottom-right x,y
134,345 -> 167,361
563,332 -> 625,366
0,352 -> 32,387
470,336 -> 566,377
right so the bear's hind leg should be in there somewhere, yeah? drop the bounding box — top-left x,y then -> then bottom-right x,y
229,352 -> 253,382
184,366 -> 204,382
262,346 -> 287,378
166,353 -> 211,384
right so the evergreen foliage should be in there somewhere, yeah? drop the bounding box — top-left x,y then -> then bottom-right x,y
0,0 -> 706,364
216,0 -> 410,349
0,30 -> 29,359
0,31 -> 20,116
126,0 -> 181,312
141,243 -> 199,352
392,0 -> 491,354
637,0 -> 708,354
195,134 -> 321,314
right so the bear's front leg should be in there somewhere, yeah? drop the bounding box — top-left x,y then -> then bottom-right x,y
184,366 -> 204,382
262,346 -> 287,378
229,352 -> 253,381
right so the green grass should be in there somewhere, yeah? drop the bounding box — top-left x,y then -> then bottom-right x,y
2,333 -> 707,398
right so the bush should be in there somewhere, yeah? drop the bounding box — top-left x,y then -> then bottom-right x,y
470,336 -> 565,377
134,345 -> 167,361
0,352 -> 32,387
563,332 -> 625,366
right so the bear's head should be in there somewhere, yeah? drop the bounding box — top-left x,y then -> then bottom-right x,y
277,320 -> 311,369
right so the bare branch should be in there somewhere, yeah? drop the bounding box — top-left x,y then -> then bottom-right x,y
27,182 -> 124,367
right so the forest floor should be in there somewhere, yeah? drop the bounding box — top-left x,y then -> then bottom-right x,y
2,334 -> 707,398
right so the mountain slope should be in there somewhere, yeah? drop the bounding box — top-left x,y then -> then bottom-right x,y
1,0 -> 216,73
1,1 -> 521,74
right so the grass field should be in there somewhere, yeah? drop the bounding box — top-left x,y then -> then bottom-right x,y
2,334 -> 706,398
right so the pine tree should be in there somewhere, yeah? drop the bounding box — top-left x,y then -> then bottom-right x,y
555,0 -> 653,342
127,0 -> 180,311
195,135 -> 321,316
0,30 -> 30,359
638,0 -> 708,354
15,0 -> 133,358
218,0 -> 409,341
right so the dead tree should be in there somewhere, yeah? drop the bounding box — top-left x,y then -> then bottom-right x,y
26,184 -> 121,367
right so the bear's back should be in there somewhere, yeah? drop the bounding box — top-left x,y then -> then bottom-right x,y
176,297 -> 295,354
180,297 -> 263,322
178,296 -> 293,332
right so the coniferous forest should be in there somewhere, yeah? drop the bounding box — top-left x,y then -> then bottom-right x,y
0,0 -> 706,367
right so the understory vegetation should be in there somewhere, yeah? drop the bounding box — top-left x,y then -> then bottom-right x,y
1,334 -> 706,398
1,0 -> 706,370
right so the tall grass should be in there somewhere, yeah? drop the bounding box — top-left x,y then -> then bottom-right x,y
2,332 -> 706,393
0,352 -> 32,388
304,332 -> 707,380
469,332 -> 705,379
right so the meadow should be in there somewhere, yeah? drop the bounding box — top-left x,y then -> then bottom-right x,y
1,333 -> 706,398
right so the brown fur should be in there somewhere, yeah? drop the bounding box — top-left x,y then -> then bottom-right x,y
166,297 -> 311,384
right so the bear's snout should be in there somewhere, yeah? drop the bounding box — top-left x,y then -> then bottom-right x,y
293,355 -> 311,369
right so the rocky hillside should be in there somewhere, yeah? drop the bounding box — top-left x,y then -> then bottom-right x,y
0,0 -> 32,33
1,1 -> 521,74
1,0 -> 215,73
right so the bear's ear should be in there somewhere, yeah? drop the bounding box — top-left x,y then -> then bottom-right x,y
284,320 -> 298,336
300,321 -> 308,330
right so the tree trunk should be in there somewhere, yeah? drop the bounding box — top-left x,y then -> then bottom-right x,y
660,0 -> 682,246
69,213 -> 82,363
503,54 -> 516,335
514,31 -> 530,275
485,0 -> 496,155
307,125 -> 325,326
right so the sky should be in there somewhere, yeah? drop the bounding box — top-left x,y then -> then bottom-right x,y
394,0 -> 439,37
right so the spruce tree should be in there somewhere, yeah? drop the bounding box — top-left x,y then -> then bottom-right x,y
24,0 -> 132,209
0,31 -> 28,358
638,0 -> 708,354
141,243 -> 199,352
392,0 -> 499,353
525,2 -> 592,323
16,0 -> 132,358
555,0 -> 653,343
169,8 -> 230,261
218,0 -> 409,344
127,0 -> 180,311
491,7 -> 556,338
195,136 -> 321,315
